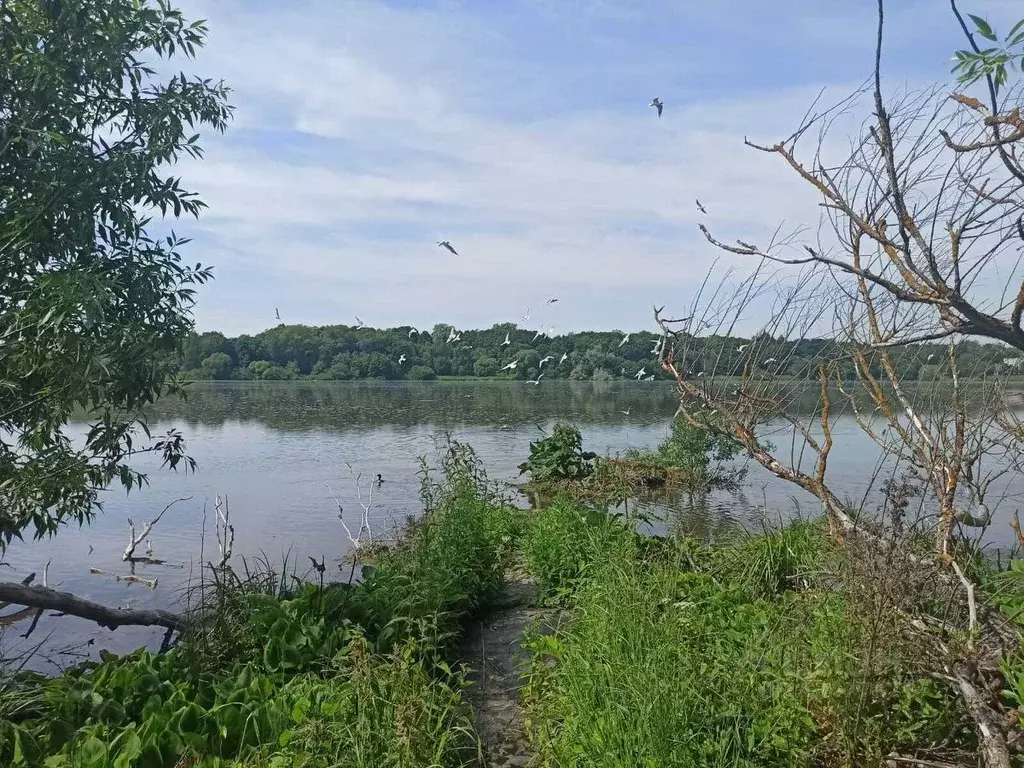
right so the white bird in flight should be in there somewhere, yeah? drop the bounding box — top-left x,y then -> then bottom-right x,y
618,334 -> 630,348
502,332 -> 511,347
737,344 -> 750,352
763,357 -> 778,366
696,199 -> 707,214
634,367 -> 646,380
527,373 -> 544,385
651,338 -> 663,356
500,360 -> 518,372
696,371 -> 707,378
927,353 -> 936,362
621,407 -> 631,416
408,328 -> 418,338
559,352 -> 568,364
398,354 -> 407,364
532,329 -> 544,342
355,315 -> 364,328
522,308 -> 531,322
437,240 -> 458,256
539,355 -> 553,369
650,97 -> 663,117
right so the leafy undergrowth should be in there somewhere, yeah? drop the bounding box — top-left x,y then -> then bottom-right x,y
0,443 -> 524,768
521,502 -> 979,767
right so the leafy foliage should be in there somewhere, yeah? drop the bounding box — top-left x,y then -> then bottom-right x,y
952,14 -> 1024,91
0,0 -> 232,547
518,423 -> 597,481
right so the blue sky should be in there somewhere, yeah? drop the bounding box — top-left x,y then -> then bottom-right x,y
170,0 -> 1020,336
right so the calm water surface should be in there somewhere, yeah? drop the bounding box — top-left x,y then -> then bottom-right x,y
3,380 -> 1022,666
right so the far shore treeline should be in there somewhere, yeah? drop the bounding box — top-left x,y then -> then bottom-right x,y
177,323 -> 1023,382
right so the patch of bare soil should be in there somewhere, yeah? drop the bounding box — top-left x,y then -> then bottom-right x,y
459,580 -> 553,767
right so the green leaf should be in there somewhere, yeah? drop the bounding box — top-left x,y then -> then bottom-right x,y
291,697 -> 311,724
78,736 -> 107,766
970,14 -> 997,42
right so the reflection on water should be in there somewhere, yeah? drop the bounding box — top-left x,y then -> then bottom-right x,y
4,380 -> 1023,664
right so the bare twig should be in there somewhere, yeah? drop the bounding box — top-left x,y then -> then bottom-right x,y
123,497 -> 191,561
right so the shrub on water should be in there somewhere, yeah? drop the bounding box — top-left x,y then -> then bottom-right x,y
518,423 -> 597,481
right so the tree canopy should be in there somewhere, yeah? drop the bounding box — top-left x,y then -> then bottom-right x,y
177,322 -> 1019,383
0,0 -> 232,548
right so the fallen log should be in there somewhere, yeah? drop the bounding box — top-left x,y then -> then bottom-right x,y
0,581 -> 185,631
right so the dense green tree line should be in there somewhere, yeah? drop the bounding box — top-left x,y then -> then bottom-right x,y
177,323 -> 1021,382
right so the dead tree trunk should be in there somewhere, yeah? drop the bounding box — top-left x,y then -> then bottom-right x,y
0,581 -> 185,631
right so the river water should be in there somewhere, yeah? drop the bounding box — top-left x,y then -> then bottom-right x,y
2,380 -> 1022,667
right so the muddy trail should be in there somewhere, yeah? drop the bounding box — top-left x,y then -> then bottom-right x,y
459,579 -> 554,767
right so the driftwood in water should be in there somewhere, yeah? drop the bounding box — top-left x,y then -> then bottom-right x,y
0,581 -> 185,631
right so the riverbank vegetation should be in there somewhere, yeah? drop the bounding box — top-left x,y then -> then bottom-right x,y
0,445 -> 522,767
177,322 -> 1022,383
3,441 -> 1024,766
517,420 -> 746,505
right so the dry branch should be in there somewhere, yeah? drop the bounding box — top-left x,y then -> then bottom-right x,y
123,497 -> 190,561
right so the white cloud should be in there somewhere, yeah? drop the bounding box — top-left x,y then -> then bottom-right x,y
166,0 -> 1001,337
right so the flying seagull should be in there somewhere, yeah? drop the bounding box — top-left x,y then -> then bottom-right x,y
501,332 -> 511,347
634,367 -> 646,380
437,240 -> 458,256
737,344 -> 750,352
559,352 -> 568,364
651,339 -> 663,356
355,315 -> 364,328
398,354 -> 407,364
649,97 -> 663,118
621,407 -> 631,416
696,199 -> 707,214
546,297 -> 559,305
618,334 -> 630,348
408,328 -> 418,338
275,307 -> 281,321
523,308 -> 531,322
539,355 -> 554,369
526,373 -> 544,385
927,353 -> 936,362
533,329 -> 544,342
763,357 -> 778,365
500,360 -> 518,372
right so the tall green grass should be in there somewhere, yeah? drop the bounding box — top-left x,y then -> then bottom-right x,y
521,502 -> 974,767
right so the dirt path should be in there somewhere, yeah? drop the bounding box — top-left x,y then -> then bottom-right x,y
459,580 -> 550,767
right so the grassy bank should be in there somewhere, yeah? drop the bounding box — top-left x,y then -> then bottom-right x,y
519,500 -> 1009,766
0,444 -> 524,768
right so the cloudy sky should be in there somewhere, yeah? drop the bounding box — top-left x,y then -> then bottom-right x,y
169,0 -> 1018,336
